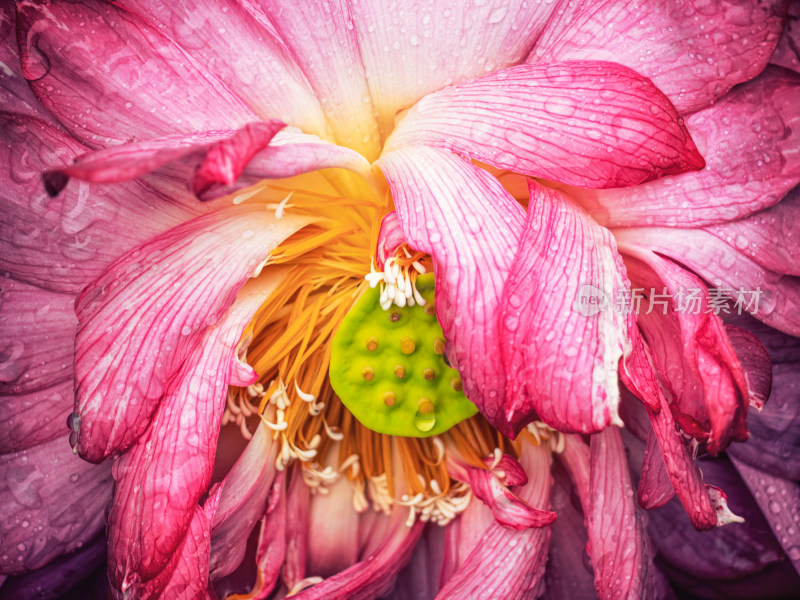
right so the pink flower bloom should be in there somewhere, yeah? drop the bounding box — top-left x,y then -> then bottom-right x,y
1,1 -> 799,599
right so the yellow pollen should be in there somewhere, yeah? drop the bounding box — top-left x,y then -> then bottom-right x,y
366,336 -> 379,351
400,336 -> 416,354
394,364 -> 406,378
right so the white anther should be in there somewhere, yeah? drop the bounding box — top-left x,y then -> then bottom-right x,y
307,434 -> 322,450
339,454 -> 360,474
261,411 -> 288,432
274,191 -> 294,220
287,577 -> 323,596
430,479 -> 442,496
489,448 -> 503,471
239,419 -> 253,441
294,381 -> 316,403
247,382 -> 265,397
411,260 -> 426,274
323,420 -> 344,441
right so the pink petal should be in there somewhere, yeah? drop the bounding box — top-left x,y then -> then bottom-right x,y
250,1 -> 380,158
588,426 -> 658,599
385,61 -> 704,189
499,182 -> 630,434
0,436 -> 113,574
530,0 -> 786,113
770,2 -> 800,74
436,443 -> 553,599
620,247 -> 749,453
283,466 -> 311,589
704,184 -> 800,277
209,421 -> 279,580
290,518 -> 425,600
0,279 -> 76,452
640,381 -> 717,530
638,429 -> 676,510
16,1 -> 256,148
376,147 -> 524,437
73,206 -> 309,462
386,525 -> 445,600
575,67 -> 800,228
730,456 -> 800,576
348,0 -> 558,139
0,113 -> 204,294
192,121 -> 286,196
112,0 -> 332,141
559,434 -> 591,509
44,125 -> 371,202
107,276 -> 281,593
247,473 -> 287,600
307,468 -> 361,578
375,211 -> 406,269
462,462 -> 555,530
614,226 -> 800,336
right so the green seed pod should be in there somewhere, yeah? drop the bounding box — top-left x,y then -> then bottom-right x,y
329,273 -> 477,437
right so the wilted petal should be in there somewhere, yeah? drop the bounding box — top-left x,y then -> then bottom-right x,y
0,533 -> 106,600
620,247 -> 749,453
614,226 -> 800,336
0,437 -> 113,575
730,457 -> 800,576
385,525 -> 445,600
0,279 -> 75,452
638,429 -> 676,510
283,466 -> 310,589
16,0 -> 255,147
73,206 -> 309,462
385,61 -> 704,189
0,7 -> 49,120
244,473 -> 286,600
350,0 -> 558,138
648,456 -> 784,580
725,325 -> 773,411
500,182 -> 630,434
290,518 -> 424,600
107,275 -> 282,592
576,68 -> 800,228
588,427 -> 658,599
112,0 -> 332,140
531,0 -> 786,113
543,467 -> 595,600
376,147 -> 523,436
209,421 -> 278,580
436,443 -> 553,599
0,113 -> 204,294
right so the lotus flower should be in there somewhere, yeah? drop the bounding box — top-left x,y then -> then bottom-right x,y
2,0 -> 799,599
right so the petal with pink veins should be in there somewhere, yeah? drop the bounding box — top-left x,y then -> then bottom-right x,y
112,0 -> 332,141
44,124 -> 372,202
376,147 -> 524,437
73,206 -> 310,463
614,226 -> 800,336
588,426 -> 658,599
107,274 -> 284,593
16,0 -> 256,147
500,182 -> 630,435
385,61 -> 704,189
0,436 -> 113,575
252,1 -> 381,158
283,466 -> 311,589
574,67 -> 800,228
704,184 -> 800,277
449,455 -> 555,530
530,0 -> 786,113
290,517 -> 424,600
0,278 -> 76,452
244,473 -> 286,600
350,0 -> 559,138
435,443 -> 553,599
0,113 -> 205,294
209,421 -> 279,580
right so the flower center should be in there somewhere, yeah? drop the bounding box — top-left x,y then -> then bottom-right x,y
223,171 -> 511,525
